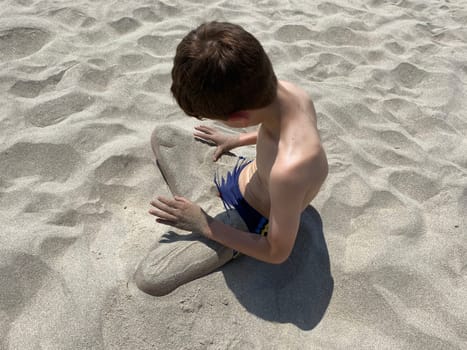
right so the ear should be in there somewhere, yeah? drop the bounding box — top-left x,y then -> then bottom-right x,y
226,111 -> 250,126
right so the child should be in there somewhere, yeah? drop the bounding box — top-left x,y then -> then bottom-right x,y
135,21 -> 328,296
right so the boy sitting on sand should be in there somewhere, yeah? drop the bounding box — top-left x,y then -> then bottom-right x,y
135,21 -> 328,296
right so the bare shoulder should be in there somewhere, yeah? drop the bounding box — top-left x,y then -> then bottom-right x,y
280,80 -> 309,97
269,148 -> 328,206
273,146 -> 326,181
280,80 -> 315,102
268,81 -> 328,195
280,80 -> 317,122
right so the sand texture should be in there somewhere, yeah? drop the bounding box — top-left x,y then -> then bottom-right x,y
1,0 -> 466,349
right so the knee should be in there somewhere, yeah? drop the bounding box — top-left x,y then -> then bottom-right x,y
150,125 -> 181,160
134,263 -> 171,297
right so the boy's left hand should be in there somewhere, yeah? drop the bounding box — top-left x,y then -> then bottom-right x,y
149,196 -> 212,237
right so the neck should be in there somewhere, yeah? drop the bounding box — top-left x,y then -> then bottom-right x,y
256,82 -> 286,139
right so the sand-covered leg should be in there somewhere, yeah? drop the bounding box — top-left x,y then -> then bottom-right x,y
135,210 -> 248,296
134,236 -> 232,296
150,124 -> 220,202
135,124 -> 243,296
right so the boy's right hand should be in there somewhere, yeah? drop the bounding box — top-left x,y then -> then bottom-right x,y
194,125 -> 238,161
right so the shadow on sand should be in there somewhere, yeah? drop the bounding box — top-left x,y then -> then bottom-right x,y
152,205 -> 333,330
221,206 -> 333,330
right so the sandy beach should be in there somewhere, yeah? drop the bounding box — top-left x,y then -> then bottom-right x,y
1,0 -> 466,349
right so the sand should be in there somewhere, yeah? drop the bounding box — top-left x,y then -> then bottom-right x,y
1,0 -> 466,349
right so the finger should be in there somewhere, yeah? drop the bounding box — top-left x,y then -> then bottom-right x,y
148,208 -> 177,221
156,218 -> 177,227
156,196 -> 177,207
193,129 -> 213,138
174,196 -> 188,203
157,196 -> 186,210
213,147 -> 223,161
157,196 -> 181,207
195,126 -> 212,135
194,125 -> 213,134
150,198 -> 178,213
193,132 -> 211,140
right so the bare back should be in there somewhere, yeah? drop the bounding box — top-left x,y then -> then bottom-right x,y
239,81 -> 328,218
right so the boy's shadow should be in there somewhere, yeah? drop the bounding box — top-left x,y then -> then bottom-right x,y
161,205 -> 333,330
161,206 -> 334,330
221,205 -> 333,330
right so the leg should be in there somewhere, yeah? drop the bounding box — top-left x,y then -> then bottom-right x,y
135,125 -> 243,296
150,124 -> 220,203
135,209 -> 247,296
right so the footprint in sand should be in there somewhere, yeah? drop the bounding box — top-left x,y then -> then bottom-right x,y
14,0 -> 35,6
38,235 -> 78,259
0,252 -> 51,321
118,53 -> 159,71
384,41 -> 406,55
360,190 -> 427,238
297,53 -> 356,80
143,72 -> 172,93
317,2 -> 353,15
274,24 -> 314,42
0,27 -> 52,61
133,3 -> 179,22
331,173 -> 373,208
90,152 -> 155,205
25,92 -> 95,127
321,172 -> 375,235
341,190 -> 427,271
0,142 -> 80,184
94,155 -> 143,184
389,170 -> 440,203
133,7 -> 160,22
49,7 -> 96,27
318,26 -> 369,46
46,209 -> 80,227
391,62 -> 428,89
109,17 -> 141,34
79,67 -> 114,91
71,123 -> 133,152
23,192 -> 64,213
8,70 -> 66,98
137,35 -> 178,56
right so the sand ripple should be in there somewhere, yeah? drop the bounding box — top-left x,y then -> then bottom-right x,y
0,27 -> 51,61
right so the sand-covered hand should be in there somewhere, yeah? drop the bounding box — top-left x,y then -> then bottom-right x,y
149,196 -> 212,236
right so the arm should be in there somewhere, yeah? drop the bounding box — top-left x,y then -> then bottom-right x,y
204,167 -> 304,264
233,130 -> 258,147
149,170 -> 303,264
194,125 -> 257,161
149,149 -> 326,264
204,149 -> 327,263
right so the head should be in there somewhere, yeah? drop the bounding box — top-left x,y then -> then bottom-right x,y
170,21 -> 277,124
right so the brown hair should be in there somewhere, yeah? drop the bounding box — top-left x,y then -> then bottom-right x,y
170,21 -> 277,119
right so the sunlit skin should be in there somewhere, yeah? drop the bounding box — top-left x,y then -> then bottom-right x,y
149,80 -> 328,264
